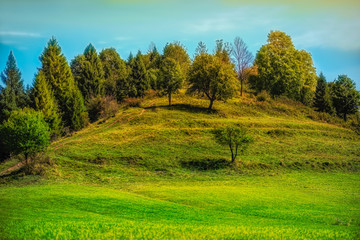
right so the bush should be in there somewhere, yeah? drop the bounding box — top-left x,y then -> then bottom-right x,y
0,108 -> 50,161
123,98 -> 142,108
87,96 -> 119,122
256,90 -> 270,102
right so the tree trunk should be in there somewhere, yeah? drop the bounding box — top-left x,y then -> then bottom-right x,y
168,93 -> 171,106
344,113 -> 347,122
208,99 -> 214,110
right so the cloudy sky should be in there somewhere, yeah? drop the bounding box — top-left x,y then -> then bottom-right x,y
1,0 -> 359,89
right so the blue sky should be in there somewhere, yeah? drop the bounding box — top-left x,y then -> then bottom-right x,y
1,0 -> 359,89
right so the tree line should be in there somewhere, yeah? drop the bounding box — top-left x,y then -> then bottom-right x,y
0,30 -> 359,162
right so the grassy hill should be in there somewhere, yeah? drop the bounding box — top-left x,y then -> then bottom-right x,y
1,93 -> 359,239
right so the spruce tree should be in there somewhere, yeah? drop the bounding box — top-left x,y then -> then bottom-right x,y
128,52 -> 149,98
39,37 -> 87,130
33,70 -> 62,137
0,51 -> 26,121
313,72 -> 334,114
71,44 -> 104,101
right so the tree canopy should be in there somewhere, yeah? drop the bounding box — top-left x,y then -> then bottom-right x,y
0,108 -> 50,160
187,53 -> 238,110
159,57 -> 184,105
0,51 -> 26,121
330,75 -> 360,121
251,31 -> 317,103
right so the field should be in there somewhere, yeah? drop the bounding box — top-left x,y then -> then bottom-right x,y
1,93 -> 360,239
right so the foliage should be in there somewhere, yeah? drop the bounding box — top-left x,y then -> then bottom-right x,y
330,75 -> 360,121
251,31 -> 317,102
0,51 -> 26,122
71,44 -> 105,101
187,53 -> 238,109
163,42 -> 191,80
99,48 -> 129,99
231,37 -> 254,96
213,126 -> 253,163
0,108 -> 50,160
39,37 -> 87,131
32,70 -> 62,137
158,57 -> 184,105
127,52 -> 150,98
313,72 -> 334,114
87,96 -> 119,122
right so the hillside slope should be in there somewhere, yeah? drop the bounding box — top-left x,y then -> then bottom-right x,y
42,93 -> 360,184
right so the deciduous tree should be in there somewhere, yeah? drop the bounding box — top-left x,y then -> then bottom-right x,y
251,31 -> 317,102
232,37 -> 253,96
213,126 -> 253,163
330,75 -> 360,121
187,53 -> 237,110
159,57 -> 183,105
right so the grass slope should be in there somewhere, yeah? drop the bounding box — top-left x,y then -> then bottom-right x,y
1,93 -> 359,239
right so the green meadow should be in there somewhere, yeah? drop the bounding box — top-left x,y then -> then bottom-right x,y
1,94 -> 360,239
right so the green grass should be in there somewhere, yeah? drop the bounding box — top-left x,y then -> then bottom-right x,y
1,173 -> 359,239
1,93 -> 360,239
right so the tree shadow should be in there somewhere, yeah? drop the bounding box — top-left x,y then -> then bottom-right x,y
145,104 -> 218,114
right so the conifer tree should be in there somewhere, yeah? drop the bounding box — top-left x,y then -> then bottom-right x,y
71,44 -> 104,101
0,51 -> 26,121
39,37 -> 87,130
128,52 -> 149,98
313,72 -> 334,114
33,70 -> 61,136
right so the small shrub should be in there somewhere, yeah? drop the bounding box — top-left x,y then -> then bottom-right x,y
87,96 -> 119,122
123,98 -> 141,108
256,90 -> 270,102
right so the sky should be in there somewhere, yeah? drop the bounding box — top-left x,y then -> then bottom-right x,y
0,0 -> 359,89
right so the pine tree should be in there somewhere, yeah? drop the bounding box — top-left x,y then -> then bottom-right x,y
128,52 -> 149,98
33,70 -> 61,137
71,44 -> 104,101
313,72 -> 334,114
39,37 -> 87,130
0,51 -> 26,121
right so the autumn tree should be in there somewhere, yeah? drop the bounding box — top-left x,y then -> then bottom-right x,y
159,57 -> 183,106
232,37 -> 253,96
32,70 -> 61,137
330,75 -> 360,121
251,31 -> 317,102
313,72 -> 334,114
71,44 -> 104,101
39,37 -> 87,131
187,53 -> 238,110
0,51 -> 26,121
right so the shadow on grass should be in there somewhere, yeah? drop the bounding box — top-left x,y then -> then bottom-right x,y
181,158 -> 231,171
145,104 -> 218,114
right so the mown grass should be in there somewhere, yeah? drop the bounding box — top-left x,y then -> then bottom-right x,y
1,93 -> 359,239
0,173 -> 359,239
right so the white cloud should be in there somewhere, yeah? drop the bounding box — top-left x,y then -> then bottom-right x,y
293,19 -> 360,51
0,31 -> 41,38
